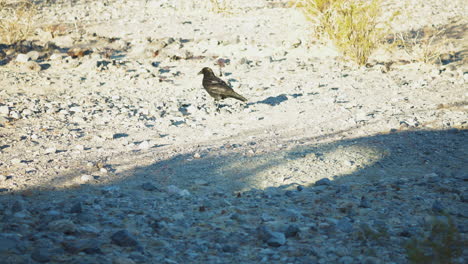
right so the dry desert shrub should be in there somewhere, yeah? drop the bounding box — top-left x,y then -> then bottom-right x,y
396,26 -> 456,64
209,0 -> 232,14
0,0 -> 36,45
293,0 -> 397,65
405,217 -> 465,264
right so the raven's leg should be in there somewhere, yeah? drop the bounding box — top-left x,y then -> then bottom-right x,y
213,99 -> 220,113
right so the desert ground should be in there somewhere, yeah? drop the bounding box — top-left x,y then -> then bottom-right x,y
0,0 -> 467,263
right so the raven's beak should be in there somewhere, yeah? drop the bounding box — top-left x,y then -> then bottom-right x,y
198,70 -> 203,75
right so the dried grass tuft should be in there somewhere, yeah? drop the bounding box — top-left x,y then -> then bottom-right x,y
0,0 -> 36,45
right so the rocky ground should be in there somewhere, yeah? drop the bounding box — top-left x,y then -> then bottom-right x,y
0,0 -> 467,263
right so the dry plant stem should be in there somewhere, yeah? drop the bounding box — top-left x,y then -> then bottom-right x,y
296,0 -> 393,65
397,29 -> 448,64
0,0 -> 35,45
209,0 -> 232,14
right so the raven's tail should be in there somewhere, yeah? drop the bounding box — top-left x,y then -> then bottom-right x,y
230,92 -> 247,102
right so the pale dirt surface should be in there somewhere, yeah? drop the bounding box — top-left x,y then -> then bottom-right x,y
0,0 -> 467,263
0,0 -> 466,192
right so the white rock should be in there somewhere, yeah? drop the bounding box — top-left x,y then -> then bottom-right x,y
9,111 -> 21,119
11,158 -> 21,165
75,145 -> 84,151
167,185 -> 191,197
22,61 -> 41,72
138,140 -> 151,149
194,179 -> 208,185
69,106 -> 82,113
27,50 -> 40,60
16,53 -> 30,63
178,189 -> 191,196
80,174 -> 94,182
21,109 -> 33,117
0,105 -> 9,116
45,147 -> 57,154
49,53 -> 62,60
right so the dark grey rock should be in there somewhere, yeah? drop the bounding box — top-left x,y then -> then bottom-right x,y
11,200 -> 24,213
0,235 -> 21,254
315,178 -> 331,186
257,226 -> 286,247
336,218 -> 353,233
31,248 -> 51,263
359,196 -> 370,208
285,224 -> 300,238
111,230 -> 139,247
70,202 -> 82,214
61,239 -> 102,254
141,182 -> 158,191
431,200 -> 445,213
221,244 -> 238,253
48,219 -> 77,234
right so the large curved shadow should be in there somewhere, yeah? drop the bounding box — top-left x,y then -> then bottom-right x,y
0,128 -> 466,263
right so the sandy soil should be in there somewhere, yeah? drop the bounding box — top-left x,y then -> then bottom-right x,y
0,1 -> 467,263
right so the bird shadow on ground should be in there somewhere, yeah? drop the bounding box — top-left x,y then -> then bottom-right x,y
253,93 -> 303,106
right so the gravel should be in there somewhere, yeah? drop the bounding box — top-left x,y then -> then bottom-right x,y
0,0 -> 466,263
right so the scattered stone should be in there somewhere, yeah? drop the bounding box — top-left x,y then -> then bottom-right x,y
48,219 -> 77,234
0,105 -> 9,116
285,224 -> 300,238
113,257 -> 137,264
70,202 -> 82,214
337,218 -> 354,233
9,111 -> 21,119
75,145 -> 85,151
11,158 -> 22,165
31,248 -> 51,263
166,185 -> 190,197
0,235 -> 22,254
257,226 -> 286,247
339,256 -> 354,264
49,53 -> 62,61
359,196 -> 370,208
138,140 -> 151,149
80,174 -> 94,183
141,182 -> 158,191
27,50 -> 40,61
22,61 -> 42,72
194,179 -> 208,185
62,239 -> 102,254
432,200 -> 445,213
69,106 -> 82,113
45,147 -> 57,154
16,53 -> 30,63
21,109 -> 33,117
315,178 -> 332,186
111,230 -> 139,247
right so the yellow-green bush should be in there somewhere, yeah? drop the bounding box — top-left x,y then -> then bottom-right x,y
0,0 -> 35,45
209,0 -> 232,14
405,217 -> 465,264
295,0 -> 395,65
